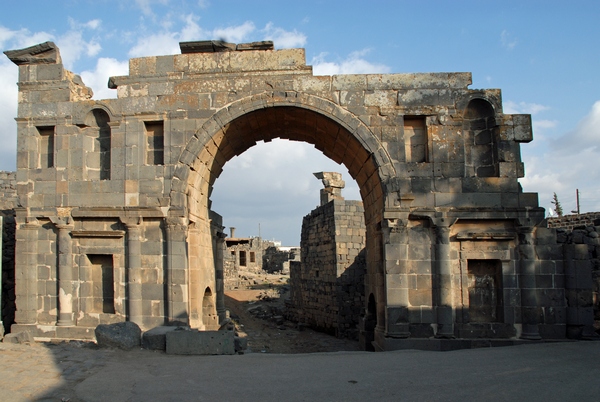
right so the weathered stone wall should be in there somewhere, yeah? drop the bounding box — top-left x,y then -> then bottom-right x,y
548,213 -> 600,231
5,39 -> 592,348
262,246 -> 300,274
0,171 -> 17,334
288,200 -> 366,339
554,225 -> 599,337
223,238 -> 271,290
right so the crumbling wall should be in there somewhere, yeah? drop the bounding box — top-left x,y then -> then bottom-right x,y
548,213 -> 600,230
263,246 -> 300,274
0,171 -> 17,333
223,252 -> 239,291
223,238 -> 272,290
287,200 -> 366,339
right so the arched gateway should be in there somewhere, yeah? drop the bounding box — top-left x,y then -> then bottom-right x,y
6,40 -> 592,350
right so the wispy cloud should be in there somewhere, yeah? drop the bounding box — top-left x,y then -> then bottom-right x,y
520,101 -> 600,214
135,0 -> 169,17
213,21 -> 256,43
211,139 -> 359,244
80,57 -> 129,100
503,100 -> 549,115
261,23 -> 307,48
311,49 -> 391,75
501,29 -> 518,50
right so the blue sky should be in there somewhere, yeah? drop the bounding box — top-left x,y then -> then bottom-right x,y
1,1 -> 599,244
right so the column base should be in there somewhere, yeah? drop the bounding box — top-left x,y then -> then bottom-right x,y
435,324 -> 455,339
57,313 -> 74,326
520,324 -> 542,340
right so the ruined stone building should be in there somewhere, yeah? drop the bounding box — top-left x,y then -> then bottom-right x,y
262,246 -> 300,274
3,39 -> 595,349
223,229 -> 268,290
287,172 -> 366,340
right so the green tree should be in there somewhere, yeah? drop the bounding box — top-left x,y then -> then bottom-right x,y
551,192 -> 563,217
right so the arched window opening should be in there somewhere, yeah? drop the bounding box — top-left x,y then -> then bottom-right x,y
464,99 -> 498,177
85,109 -> 111,180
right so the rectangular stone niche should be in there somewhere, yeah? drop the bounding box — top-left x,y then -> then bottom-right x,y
467,259 -> 503,323
88,254 -> 115,314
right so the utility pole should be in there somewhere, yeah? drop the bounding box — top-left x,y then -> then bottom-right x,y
571,189 -> 580,215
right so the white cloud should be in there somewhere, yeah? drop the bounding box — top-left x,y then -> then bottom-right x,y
68,17 -> 102,31
503,101 -> 549,115
211,139 -> 359,244
54,19 -> 103,69
501,30 -> 517,50
0,26 -> 18,47
261,23 -> 307,48
135,0 -> 169,16
0,60 -> 18,171
0,25 -> 61,171
179,14 -> 208,42
0,26 -> 54,51
80,57 -> 129,100
128,32 -> 179,57
520,101 -> 600,214
129,16 -> 265,57
85,19 -> 102,30
213,21 -> 255,43
312,50 -> 391,75
552,101 -> 600,154
534,120 -> 557,130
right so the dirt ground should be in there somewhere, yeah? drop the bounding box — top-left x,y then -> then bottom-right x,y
224,275 -> 360,354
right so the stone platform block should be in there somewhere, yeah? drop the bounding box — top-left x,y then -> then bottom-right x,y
95,322 -> 141,350
142,326 -> 184,350
166,329 -> 235,355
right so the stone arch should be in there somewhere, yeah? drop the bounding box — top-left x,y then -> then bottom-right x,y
463,98 -> 499,177
202,286 -> 217,330
171,93 -> 395,212
170,92 -> 396,332
73,102 -> 117,127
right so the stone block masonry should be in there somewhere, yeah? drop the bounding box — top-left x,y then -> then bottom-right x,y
548,212 -> 600,231
0,171 -> 17,335
287,174 -> 366,339
3,39 -> 594,349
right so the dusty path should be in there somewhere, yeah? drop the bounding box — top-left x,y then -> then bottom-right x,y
225,288 -> 360,354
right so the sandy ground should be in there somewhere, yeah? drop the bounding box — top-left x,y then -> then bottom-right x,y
225,283 -> 360,354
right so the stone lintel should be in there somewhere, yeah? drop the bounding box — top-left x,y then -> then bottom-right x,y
179,40 -> 274,54
235,41 -> 275,51
71,230 -> 126,238
4,41 -> 61,65
71,206 -> 166,218
455,231 -> 516,241
180,40 -> 237,53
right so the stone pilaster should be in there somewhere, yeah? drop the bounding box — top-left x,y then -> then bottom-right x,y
382,217 -> 410,338
166,217 -> 188,325
518,226 -> 542,340
53,219 -> 74,326
122,217 -> 143,327
14,214 -> 39,325
435,224 -> 454,338
214,231 -> 227,323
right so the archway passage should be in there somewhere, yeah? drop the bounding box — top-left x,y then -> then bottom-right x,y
175,100 -> 393,333
185,106 -> 388,222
